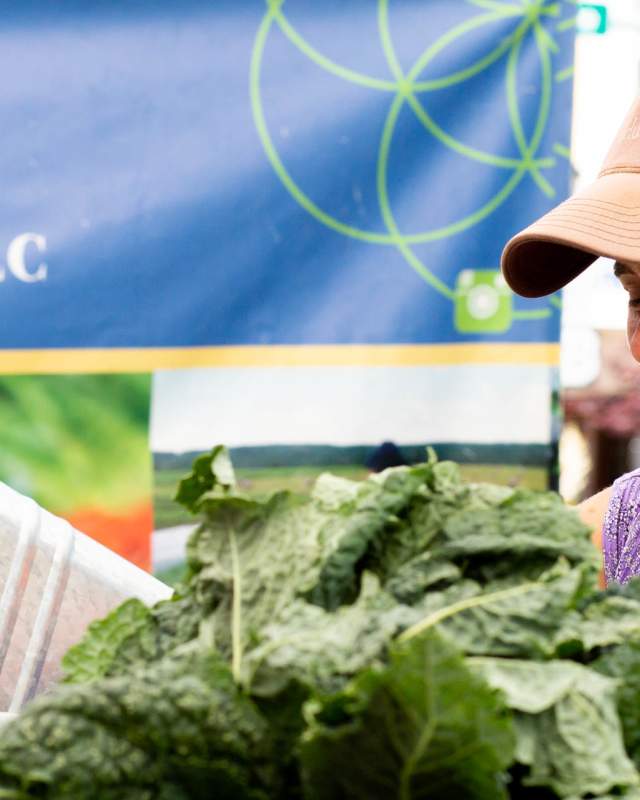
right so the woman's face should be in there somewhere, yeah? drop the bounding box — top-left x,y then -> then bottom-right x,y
615,261 -> 640,361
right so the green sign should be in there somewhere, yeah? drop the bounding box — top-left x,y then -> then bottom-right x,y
454,271 -> 513,334
577,3 -> 608,35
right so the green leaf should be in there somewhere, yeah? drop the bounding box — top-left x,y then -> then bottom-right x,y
310,473 -> 362,510
471,658 -> 639,797
557,577 -> 640,657
304,466 -> 434,610
384,553 -> 461,604
594,640 -> 640,770
184,472 -> 426,677
0,653 -> 274,800
186,492 -> 320,676
558,594 -> 640,655
62,588 -> 204,682
245,573 -> 419,697
400,561 -> 587,659
102,593 -> 203,676
364,461 -> 469,580
434,489 -> 599,586
62,599 -> 152,683
174,446 -> 236,513
12,449 -> 637,798
300,630 -> 514,800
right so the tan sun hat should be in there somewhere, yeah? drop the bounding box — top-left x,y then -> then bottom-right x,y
501,97 -> 640,298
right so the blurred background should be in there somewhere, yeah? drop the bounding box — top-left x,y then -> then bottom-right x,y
0,1 -> 635,580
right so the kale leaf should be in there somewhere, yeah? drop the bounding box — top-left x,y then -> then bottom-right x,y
0,652 -> 274,799
2,448 -> 638,799
300,629 -> 515,800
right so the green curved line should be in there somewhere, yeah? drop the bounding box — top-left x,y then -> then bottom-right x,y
393,8 -> 544,169
252,2 -> 534,248
530,21 -> 555,158
409,166 -> 527,244
412,19 -> 526,92
374,0 -> 546,290
377,0 -> 529,246
529,21 -> 557,195
555,65 -> 573,82
378,0 -> 403,77
274,0 -> 532,98
375,0 -> 528,294
266,0 -> 556,175
506,31 -> 555,196
504,16 -> 557,197
506,36 -> 529,158
376,89 -> 527,289
272,7 -> 398,92
467,0 -> 524,13
251,9 -> 396,245
376,92 -> 456,297
405,97 -> 523,168
252,0 -> 564,307
380,7 -> 530,168
408,8 -> 521,88
377,126 -> 527,266
377,0 -> 527,260
553,143 -> 570,159
556,15 -> 577,31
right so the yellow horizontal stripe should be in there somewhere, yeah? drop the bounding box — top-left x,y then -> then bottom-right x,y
0,344 -> 560,374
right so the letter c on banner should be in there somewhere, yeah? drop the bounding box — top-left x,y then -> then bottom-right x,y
7,233 -> 48,283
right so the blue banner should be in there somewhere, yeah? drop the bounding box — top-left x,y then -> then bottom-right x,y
0,0 -> 574,368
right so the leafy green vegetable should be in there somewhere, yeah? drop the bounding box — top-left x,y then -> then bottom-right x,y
557,580 -> 640,654
175,445 -> 236,513
470,658 -> 639,797
62,591 -> 204,684
245,572 -> 419,697
62,598 -> 152,684
438,489 -> 597,563
402,560 -> 589,659
301,629 -> 515,800
3,447 -> 640,799
0,652 -> 274,800
384,552 -> 461,603
594,640 -> 640,769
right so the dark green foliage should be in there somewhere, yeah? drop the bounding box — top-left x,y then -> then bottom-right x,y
471,658 -> 637,797
301,630 -> 515,800
0,653 -> 274,799
594,640 -> 640,769
174,445 -> 236,513
3,448 -> 640,799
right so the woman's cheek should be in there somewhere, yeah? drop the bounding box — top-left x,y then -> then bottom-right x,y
628,308 -> 640,361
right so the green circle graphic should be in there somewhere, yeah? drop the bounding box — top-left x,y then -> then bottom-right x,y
251,0 -> 572,311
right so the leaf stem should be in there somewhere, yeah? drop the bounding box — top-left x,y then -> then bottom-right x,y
398,582 -> 539,642
229,526 -> 243,683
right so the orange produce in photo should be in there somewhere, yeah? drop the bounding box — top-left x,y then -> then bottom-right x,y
64,501 -> 153,572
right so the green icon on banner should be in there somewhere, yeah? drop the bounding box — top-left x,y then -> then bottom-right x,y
577,4 -> 608,35
454,270 -> 513,334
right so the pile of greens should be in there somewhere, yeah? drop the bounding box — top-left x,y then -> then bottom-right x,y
3,448 -> 640,798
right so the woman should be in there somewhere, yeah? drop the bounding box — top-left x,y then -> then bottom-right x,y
501,97 -> 640,586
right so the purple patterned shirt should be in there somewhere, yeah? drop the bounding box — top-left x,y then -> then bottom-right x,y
604,468 -> 640,585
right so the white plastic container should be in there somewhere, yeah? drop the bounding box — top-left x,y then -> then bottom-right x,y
0,482 -> 172,712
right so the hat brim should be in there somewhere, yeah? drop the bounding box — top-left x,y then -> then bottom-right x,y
501,172 -> 640,298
